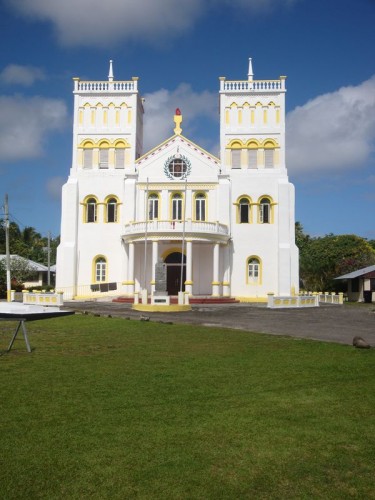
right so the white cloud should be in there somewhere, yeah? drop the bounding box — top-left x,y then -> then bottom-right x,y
46,176 -> 65,200
0,96 -> 68,161
0,64 -> 45,86
286,76 -> 375,176
143,83 -> 217,151
7,0 -> 297,47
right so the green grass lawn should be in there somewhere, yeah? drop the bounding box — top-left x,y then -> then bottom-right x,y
1,314 -> 374,499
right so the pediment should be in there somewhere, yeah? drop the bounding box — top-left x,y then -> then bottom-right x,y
136,135 -> 221,182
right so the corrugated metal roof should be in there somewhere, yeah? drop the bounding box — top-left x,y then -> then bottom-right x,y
0,255 -> 48,272
335,264 -> 375,280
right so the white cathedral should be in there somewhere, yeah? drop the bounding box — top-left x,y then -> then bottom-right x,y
56,59 -> 299,302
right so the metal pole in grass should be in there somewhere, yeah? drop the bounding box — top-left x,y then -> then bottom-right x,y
4,194 -> 11,302
143,178 -> 149,291
180,177 -> 187,294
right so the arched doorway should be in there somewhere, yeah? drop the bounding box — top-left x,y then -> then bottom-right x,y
164,252 -> 186,295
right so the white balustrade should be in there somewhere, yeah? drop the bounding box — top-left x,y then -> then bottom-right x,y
74,80 -> 138,93
123,220 -> 229,237
220,79 -> 285,93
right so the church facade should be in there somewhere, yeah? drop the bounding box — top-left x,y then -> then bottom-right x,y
56,60 -> 299,301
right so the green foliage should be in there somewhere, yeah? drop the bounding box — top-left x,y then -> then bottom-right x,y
1,316 -> 374,498
0,219 -> 59,266
296,223 -> 375,291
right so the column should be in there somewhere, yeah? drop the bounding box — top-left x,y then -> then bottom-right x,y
151,240 -> 158,294
185,240 -> 193,295
212,243 -> 220,297
127,242 -> 135,295
222,244 -> 231,297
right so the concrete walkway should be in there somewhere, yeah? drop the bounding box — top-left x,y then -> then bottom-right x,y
64,301 -> 375,346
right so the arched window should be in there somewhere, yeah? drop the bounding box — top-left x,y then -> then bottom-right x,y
231,149 -> 241,169
106,198 -> 118,223
195,193 -> 206,221
247,257 -> 261,283
239,198 -> 250,224
99,148 -> 109,169
148,194 -> 159,221
86,198 -> 97,223
95,257 -> 107,282
172,194 -> 183,221
115,148 -> 125,169
264,149 -> 274,169
259,198 -> 271,224
83,148 -> 93,169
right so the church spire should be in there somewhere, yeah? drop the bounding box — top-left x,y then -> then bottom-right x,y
108,59 -> 114,82
248,57 -> 253,81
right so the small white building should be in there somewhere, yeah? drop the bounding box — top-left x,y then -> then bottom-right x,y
56,60 -> 299,301
335,265 -> 375,303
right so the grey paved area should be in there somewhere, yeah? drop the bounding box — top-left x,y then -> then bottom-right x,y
64,301 -> 375,346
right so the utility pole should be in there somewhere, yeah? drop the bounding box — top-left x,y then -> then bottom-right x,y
4,194 -> 11,302
47,231 -> 51,286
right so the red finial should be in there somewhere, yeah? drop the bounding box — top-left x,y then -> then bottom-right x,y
175,108 -> 181,115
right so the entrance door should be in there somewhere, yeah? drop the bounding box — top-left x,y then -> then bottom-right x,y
165,252 -> 186,295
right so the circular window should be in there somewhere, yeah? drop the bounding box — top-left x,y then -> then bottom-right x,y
168,157 -> 187,178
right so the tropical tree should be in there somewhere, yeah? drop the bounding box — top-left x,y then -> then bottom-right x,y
297,228 -> 375,291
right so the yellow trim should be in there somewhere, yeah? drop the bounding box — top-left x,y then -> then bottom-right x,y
116,110 -> 120,125
225,109 -> 230,125
122,281 -> 135,285
79,109 -> 83,125
263,139 -> 278,148
276,108 -> 280,124
132,304 -> 192,312
82,195 -> 99,223
128,110 -> 132,124
227,139 -> 243,148
136,134 -> 220,164
161,247 -> 186,260
257,195 -> 276,224
222,281 -> 230,286
263,109 -> 268,124
246,255 -> 262,285
91,109 -> 95,125
236,296 -> 268,303
211,281 -> 221,286
92,255 -> 108,284
103,110 -> 107,125
80,140 -> 94,148
251,109 -> 255,124
245,139 -> 261,148
148,192 -> 161,221
235,195 -> 252,224
104,195 -> 120,223
193,192 -> 207,222
170,192 -> 185,221
184,280 -> 193,285
78,138 -> 130,148
238,109 -> 242,124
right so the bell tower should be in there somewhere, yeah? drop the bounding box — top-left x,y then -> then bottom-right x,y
219,58 -> 287,172
70,60 -> 144,174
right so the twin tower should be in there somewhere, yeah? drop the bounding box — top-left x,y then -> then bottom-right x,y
56,59 -> 299,301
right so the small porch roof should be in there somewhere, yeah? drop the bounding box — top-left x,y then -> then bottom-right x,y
335,264 -> 375,280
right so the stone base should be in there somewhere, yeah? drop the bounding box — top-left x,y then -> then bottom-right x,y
132,304 -> 192,313
151,295 -> 170,306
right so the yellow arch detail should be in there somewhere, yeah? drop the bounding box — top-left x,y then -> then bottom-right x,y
245,139 -> 261,149
227,139 -> 244,149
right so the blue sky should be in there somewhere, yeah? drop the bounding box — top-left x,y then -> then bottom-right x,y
0,0 -> 374,241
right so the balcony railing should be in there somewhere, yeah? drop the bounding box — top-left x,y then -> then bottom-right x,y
73,79 -> 138,93
220,78 -> 286,93
123,220 -> 229,241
